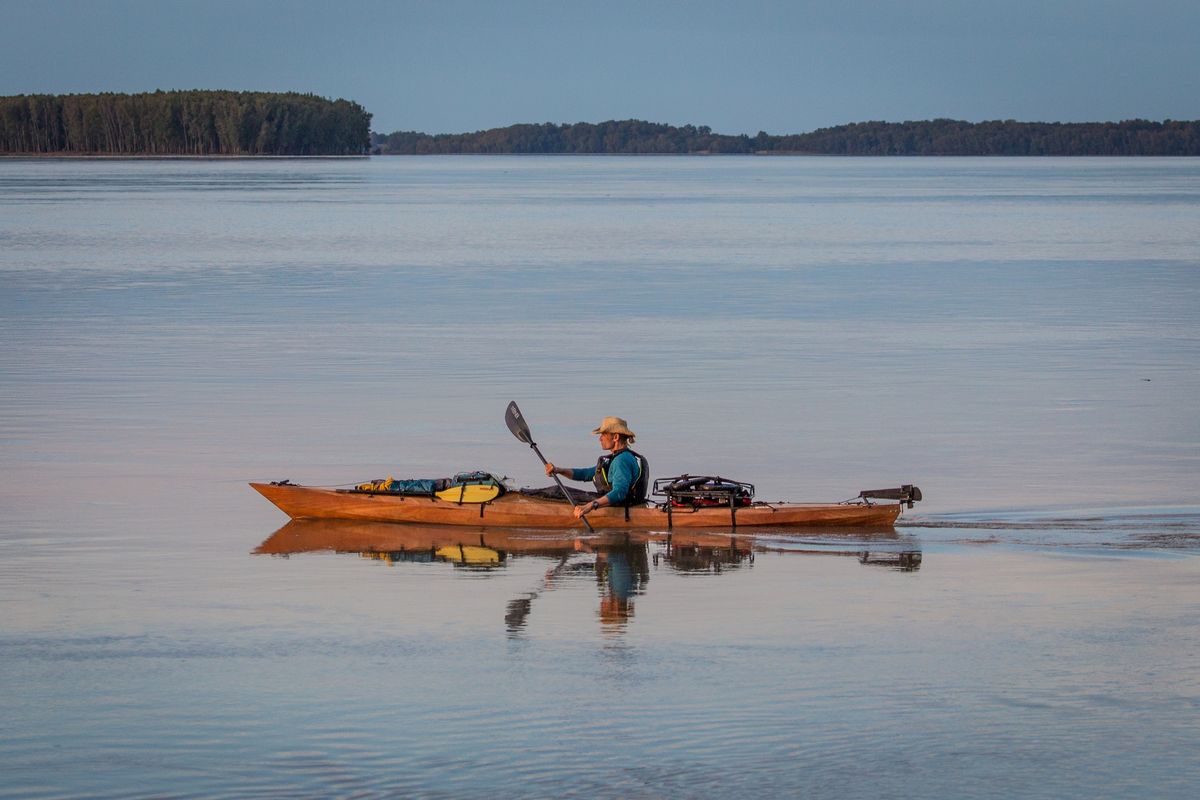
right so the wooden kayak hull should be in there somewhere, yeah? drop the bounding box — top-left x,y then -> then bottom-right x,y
249,482 -> 902,529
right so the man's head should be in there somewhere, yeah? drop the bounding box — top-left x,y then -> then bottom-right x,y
592,416 -> 635,448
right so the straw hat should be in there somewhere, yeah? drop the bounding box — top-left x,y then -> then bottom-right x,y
592,416 -> 636,442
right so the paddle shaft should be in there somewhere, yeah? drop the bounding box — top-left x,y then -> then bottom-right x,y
527,441 -> 594,533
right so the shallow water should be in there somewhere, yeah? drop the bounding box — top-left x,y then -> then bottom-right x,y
1,157 -> 1199,797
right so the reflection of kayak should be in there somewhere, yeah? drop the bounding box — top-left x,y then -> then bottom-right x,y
254,519 -> 580,557
254,520 -> 917,574
249,482 -> 903,529
253,519 -> 903,557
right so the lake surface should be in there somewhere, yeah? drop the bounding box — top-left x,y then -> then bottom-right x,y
1,156 -> 1198,798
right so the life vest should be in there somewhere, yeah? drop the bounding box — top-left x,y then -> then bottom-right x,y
593,448 -> 650,506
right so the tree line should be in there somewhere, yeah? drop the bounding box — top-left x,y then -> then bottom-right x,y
373,120 -> 755,155
373,118 -> 1200,156
0,91 -> 371,155
4,96 -> 1195,156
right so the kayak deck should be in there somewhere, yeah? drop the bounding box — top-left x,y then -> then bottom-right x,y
249,482 -> 903,529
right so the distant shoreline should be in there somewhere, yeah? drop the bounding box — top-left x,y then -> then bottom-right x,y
1,91 -> 372,157
3,93 -> 1197,156
370,118 -> 1200,156
4,152 -> 1198,159
0,153 -> 370,160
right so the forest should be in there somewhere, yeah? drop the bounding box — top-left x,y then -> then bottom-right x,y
373,118 -> 1200,156
0,91 -> 371,155
4,94 -> 1195,157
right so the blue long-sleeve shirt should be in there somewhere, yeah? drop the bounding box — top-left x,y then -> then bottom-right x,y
569,450 -> 641,505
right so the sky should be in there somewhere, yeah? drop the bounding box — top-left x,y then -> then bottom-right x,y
2,0 -> 1198,135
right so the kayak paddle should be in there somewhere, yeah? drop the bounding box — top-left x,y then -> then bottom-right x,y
505,401 -> 594,533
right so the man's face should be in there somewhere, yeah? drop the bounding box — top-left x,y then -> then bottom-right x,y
598,432 -> 617,449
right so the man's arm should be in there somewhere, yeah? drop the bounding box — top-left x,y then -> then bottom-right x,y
545,463 -> 596,482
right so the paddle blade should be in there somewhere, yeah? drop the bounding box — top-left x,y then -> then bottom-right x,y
505,401 -> 532,444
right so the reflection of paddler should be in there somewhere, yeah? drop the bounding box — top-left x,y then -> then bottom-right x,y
504,534 -> 642,634
588,537 -> 650,628
599,595 -> 630,625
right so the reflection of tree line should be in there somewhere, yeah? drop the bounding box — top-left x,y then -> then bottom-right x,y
256,521 -> 920,635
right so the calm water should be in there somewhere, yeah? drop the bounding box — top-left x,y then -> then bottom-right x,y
1,157 -> 1198,798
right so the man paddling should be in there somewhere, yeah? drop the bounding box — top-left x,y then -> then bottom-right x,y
545,416 -> 650,519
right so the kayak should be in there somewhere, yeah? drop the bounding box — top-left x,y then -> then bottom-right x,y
249,481 -> 906,529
